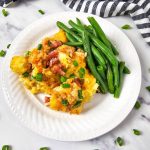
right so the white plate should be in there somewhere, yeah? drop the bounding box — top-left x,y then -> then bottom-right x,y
2,12 -> 141,141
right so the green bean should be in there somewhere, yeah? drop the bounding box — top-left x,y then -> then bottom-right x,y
110,41 -> 119,55
97,65 -> 106,80
66,32 -> 77,42
91,45 -> 106,68
107,64 -> 114,93
112,64 -> 119,88
2,145 -> 11,150
68,20 -> 83,33
82,29 -> 108,93
65,41 -> 83,46
114,62 -> 125,98
57,21 -> 82,42
76,18 -> 83,27
88,17 -> 112,49
123,66 -> 131,74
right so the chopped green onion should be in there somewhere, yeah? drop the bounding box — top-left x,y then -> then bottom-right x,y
2,145 -> 11,150
78,90 -> 83,99
35,73 -> 43,81
115,137 -> 124,146
0,50 -> 6,57
121,24 -> 132,30
22,72 -> 29,77
38,9 -> 45,15
69,73 -> 75,78
134,101 -> 141,109
2,9 -> 9,17
62,83 -> 70,88
40,147 -> 49,150
37,44 -> 42,50
60,76 -> 67,83
78,68 -> 85,78
133,129 -> 141,135
146,86 -> 150,92
61,99 -> 69,106
24,51 -> 31,56
7,44 -> 11,49
73,60 -> 78,66
48,41 -> 52,46
72,101 -> 82,109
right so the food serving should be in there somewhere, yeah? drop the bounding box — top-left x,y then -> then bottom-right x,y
10,17 -> 130,114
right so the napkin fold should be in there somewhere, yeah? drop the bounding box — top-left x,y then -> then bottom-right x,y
61,0 -> 150,46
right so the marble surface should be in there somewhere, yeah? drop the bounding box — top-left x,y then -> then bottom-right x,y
0,0 -> 150,150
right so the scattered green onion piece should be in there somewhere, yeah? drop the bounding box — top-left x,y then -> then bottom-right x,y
134,101 -> 141,109
35,73 -> 43,81
121,24 -> 132,30
22,72 -> 29,77
78,90 -> 83,99
115,137 -> 124,146
133,129 -> 141,135
73,60 -> 78,67
7,44 -> 11,49
62,83 -> 70,88
2,145 -> 11,150
72,100 -> 82,109
48,41 -> 52,46
78,68 -> 85,78
2,9 -> 9,17
38,9 -> 45,15
24,51 -> 30,56
0,50 -> 6,57
146,86 -> 150,92
60,76 -> 67,83
61,99 -> 69,106
40,147 -> 49,150
69,74 -> 75,78
37,44 -> 42,50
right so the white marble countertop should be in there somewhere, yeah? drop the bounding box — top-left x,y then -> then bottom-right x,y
0,0 -> 150,150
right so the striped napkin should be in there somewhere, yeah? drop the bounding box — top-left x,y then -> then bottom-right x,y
61,0 -> 150,46
0,0 -> 16,7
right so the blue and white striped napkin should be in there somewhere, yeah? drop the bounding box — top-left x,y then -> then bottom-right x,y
61,0 -> 150,46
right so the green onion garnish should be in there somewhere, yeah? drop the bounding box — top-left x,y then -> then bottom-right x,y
146,86 -> 150,92
115,137 -> 124,146
73,60 -> 78,67
133,129 -> 141,135
134,101 -> 141,109
62,83 -> 70,88
22,72 -> 29,77
69,74 -> 75,78
24,51 -> 31,56
7,44 -> 11,49
38,9 -> 45,15
78,68 -> 85,78
121,24 -> 132,30
0,50 -> 6,57
72,101 -> 82,109
61,99 -> 69,106
35,73 -> 43,81
2,145 -> 11,150
78,90 -> 83,99
37,44 -> 42,50
2,9 -> 9,17
40,147 -> 49,150
60,76 -> 67,83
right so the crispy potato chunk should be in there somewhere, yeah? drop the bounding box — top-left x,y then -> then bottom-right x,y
49,29 -> 68,43
10,56 -> 28,74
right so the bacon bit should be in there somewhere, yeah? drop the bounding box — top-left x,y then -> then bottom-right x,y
51,81 -> 60,88
51,65 -> 65,76
74,78 -> 84,87
49,57 -> 59,67
51,41 -> 62,48
44,96 -> 50,103
47,50 -> 58,60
